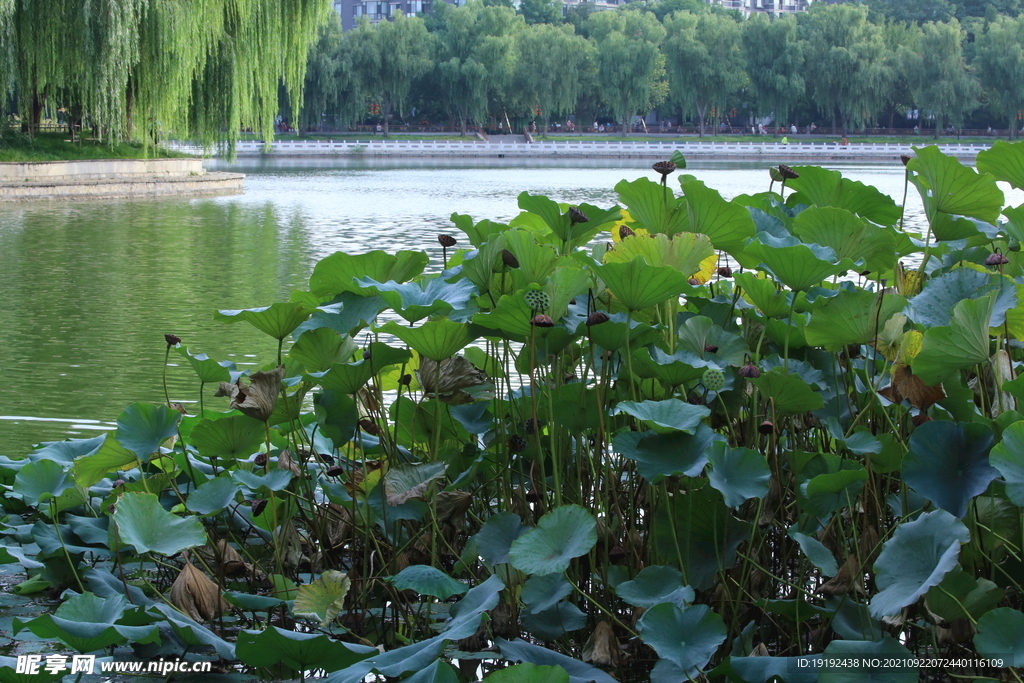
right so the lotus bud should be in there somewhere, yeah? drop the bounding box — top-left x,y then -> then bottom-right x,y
320,452 -> 335,465
688,277 -> 701,286
758,420 -> 775,435
912,414 -> 933,427
687,394 -> 706,406
165,333 -> 181,347
986,250 -> 1009,266
586,311 -> 610,326
530,314 -> 554,327
524,289 -> 551,312
779,164 -> 799,180
618,225 -> 635,240
704,343 -> 719,353
769,167 -> 784,182
501,249 -> 520,269
326,466 -> 346,477
702,368 -> 726,392
569,206 -> 589,224
900,154 -> 912,166
253,452 -> 269,467
508,435 -> 528,453
738,362 -> 761,379
860,270 -> 871,277
112,479 -> 125,488
251,499 -> 268,517
358,418 -> 380,436
363,348 -> 372,360
399,373 -> 412,386
524,417 -> 538,434
652,160 -> 677,177
717,266 -> 733,278
437,234 -> 457,248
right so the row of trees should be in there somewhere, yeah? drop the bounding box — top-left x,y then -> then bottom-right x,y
299,1 -> 1024,139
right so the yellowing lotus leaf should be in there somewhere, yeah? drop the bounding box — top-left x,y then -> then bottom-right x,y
604,232 -> 715,278
611,210 -> 638,242
690,254 -> 719,285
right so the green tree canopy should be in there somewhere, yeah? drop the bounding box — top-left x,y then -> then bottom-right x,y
742,15 -> 804,132
513,23 -> 592,133
518,0 -> 562,25
975,14 -> 1024,139
904,19 -> 980,137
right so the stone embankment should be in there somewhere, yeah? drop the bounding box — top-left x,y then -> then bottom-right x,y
170,138 -> 989,161
0,158 -> 243,201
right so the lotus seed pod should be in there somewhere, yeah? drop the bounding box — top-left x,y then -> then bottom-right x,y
986,251 -> 1009,266
501,249 -> 520,268
912,414 -> 933,427
530,313 -> 554,327
569,206 -> 589,224
437,234 -> 457,248
717,266 -> 733,278
165,333 -> 181,347
586,311 -> 610,326
619,225 -> 635,239
758,420 -> 775,435
251,499 -> 268,516
524,417 -> 538,434
652,160 -> 677,176
688,277 -> 701,286
508,435 -> 528,453
704,343 -> 719,353
359,418 -> 380,436
779,164 -> 799,180
253,452 -> 269,467
738,363 -> 761,379
900,154 -> 912,166
326,466 -> 346,477
702,368 -> 726,392
524,289 -> 551,311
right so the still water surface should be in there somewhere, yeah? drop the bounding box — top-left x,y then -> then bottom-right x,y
0,157 -> 957,455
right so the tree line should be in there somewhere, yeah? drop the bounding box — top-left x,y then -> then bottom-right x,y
297,0 -> 1024,139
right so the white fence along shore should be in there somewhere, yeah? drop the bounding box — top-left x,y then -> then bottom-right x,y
171,138 -> 990,160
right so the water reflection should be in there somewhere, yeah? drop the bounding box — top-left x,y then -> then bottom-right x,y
0,158 -> 1008,455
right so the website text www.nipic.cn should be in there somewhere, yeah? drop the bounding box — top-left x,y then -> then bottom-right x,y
15,654 -> 213,676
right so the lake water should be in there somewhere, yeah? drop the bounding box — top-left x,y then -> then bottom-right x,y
0,157 -> 985,456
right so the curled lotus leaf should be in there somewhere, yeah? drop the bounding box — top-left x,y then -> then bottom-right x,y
214,366 -> 285,422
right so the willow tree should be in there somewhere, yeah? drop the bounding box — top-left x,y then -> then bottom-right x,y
349,12 -> 433,137
664,11 -> 745,137
904,20 -> 979,138
512,22 -> 591,134
742,14 -> 804,133
975,15 -> 1024,139
586,9 -> 666,134
0,0 -> 331,149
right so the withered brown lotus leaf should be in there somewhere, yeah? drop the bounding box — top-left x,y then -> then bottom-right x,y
214,365 -> 286,422
276,449 -> 302,476
435,490 -> 473,524
582,620 -> 622,666
750,643 -> 770,657
878,364 -> 945,410
418,355 -> 489,395
818,554 -> 863,596
169,561 -> 228,622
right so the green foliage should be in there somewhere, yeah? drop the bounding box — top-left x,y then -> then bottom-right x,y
7,162 -> 1024,682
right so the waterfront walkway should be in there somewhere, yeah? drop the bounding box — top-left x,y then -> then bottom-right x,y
172,138 -> 989,160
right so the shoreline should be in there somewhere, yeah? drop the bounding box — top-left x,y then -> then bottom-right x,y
0,158 -> 244,201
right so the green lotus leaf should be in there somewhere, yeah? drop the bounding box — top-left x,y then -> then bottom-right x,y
924,566 -> 1003,623
904,421 -> 998,518
114,403 -> 180,460
497,639 -> 617,683
586,314 -> 659,353
71,436 -> 139,489
734,271 -> 792,318
383,462 -> 447,506
328,636 -> 447,683
706,442 -> 771,508
147,602 -> 236,660
231,468 -> 293,492
544,266 -> 593,321
727,656 -> 821,683
215,302 -> 312,340
521,602 -> 588,641
113,492 -> 206,555
911,294 -> 996,385
785,165 -> 902,226
909,145 -> 1004,239
20,434 -> 107,466
870,509 -> 970,618
826,597 -> 884,641
472,291 -> 539,341
307,342 -> 411,393
189,414 -> 265,460
603,231 -> 714,278
521,573 -> 573,614
309,250 -> 428,298
595,257 -> 694,312
295,292 -> 387,337
451,212 -> 507,247
615,565 -> 694,609
293,570 -> 351,627
757,598 -> 831,622
799,465 -> 867,517
652,484 -> 751,589
223,590 -> 286,611
379,319 -> 477,362
177,346 -> 237,384
485,663 -> 570,683
1002,204 -> 1024,244
236,624 -> 375,673
12,593 -> 159,654
289,327 -> 353,373
974,607 -> 1024,663
0,657 -> 68,683
615,177 -> 689,235
185,476 -> 240,515
630,346 -> 717,386
792,207 -> 897,274
615,399 -> 710,435
473,511 -> 530,566
905,267 -> 1016,329
637,603 -> 726,676
990,420 -> 1024,505
744,233 -> 852,292
442,574 -> 506,640
750,368 -> 824,414
788,527 -> 838,577
313,389 -> 358,450
682,179 -> 756,254
676,316 -> 749,366
613,425 -> 721,482
517,191 -> 570,237
390,565 -> 466,600
13,459 -> 75,506
804,288 -> 906,351
509,505 -> 598,576
355,275 -> 477,323
819,637 -> 917,683
975,139 -> 1024,190
403,660 -> 462,683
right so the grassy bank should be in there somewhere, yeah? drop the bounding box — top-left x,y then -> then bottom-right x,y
0,131 -> 189,162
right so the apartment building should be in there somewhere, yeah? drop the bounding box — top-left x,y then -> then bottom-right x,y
334,0 -> 462,30
709,0 -> 814,16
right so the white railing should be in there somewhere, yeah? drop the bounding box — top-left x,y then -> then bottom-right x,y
168,139 -> 989,158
